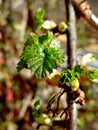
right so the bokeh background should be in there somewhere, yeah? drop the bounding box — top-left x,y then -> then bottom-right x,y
0,0 -> 98,130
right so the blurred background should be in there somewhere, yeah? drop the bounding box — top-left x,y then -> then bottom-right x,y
0,0 -> 98,130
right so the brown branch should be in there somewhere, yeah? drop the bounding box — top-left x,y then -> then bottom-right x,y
72,0 -> 98,31
26,0 -> 35,32
51,26 -> 67,35
47,89 -> 65,116
66,101 -> 77,130
54,89 -> 65,115
65,0 -> 77,130
65,0 -> 77,69
52,120 -> 66,128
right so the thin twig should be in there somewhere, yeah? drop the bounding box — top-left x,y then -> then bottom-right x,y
72,0 -> 98,31
55,89 -> 65,114
47,89 -> 64,113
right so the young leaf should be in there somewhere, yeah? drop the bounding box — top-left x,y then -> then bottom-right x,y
59,69 -> 80,91
59,65 -> 85,91
88,69 -> 98,83
32,100 -> 52,125
73,65 -> 84,78
32,100 -> 42,117
17,59 -> 28,72
17,31 -> 65,78
34,99 -> 40,108
34,8 -> 45,30
59,69 -> 74,84
59,65 -> 84,85
24,33 -> 38,47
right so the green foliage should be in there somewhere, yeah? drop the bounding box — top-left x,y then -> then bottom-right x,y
88,69 -> 98,83
59,65 -> 84,84
32,100 -> 52,125
17,59 -> 28,72
73,65 -> 85,78
60,69 -> 74,84
24,33 -> 38,47
17,31 -> 65,78
34,8 -> 45,30
32,100 -> 42,117
58,22 -> 67,32
59,64 -> 98,88
59,66 -> 82,91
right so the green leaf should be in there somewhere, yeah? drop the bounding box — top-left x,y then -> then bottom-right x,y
59,65 -> 85,85
38,31 -> 55,46
34,99 -> 40,108
89,69 -> 98,83
33,100 -> 42,117
32,100 -> 52,125
34,8 -> 45,30
17,31 -> 65,78
73,65 -> 84,78
24,33 -> 38,47
59,69 -> 73,84
17,59 -> 28,72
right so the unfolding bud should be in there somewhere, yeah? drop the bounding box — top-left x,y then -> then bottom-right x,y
69,78 -> 79,91
42,20 -> 56,30
35,113 -> 52,126
58,22 -> 67,32
46,69 -> 60,86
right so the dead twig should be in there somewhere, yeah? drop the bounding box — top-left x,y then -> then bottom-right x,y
47,89 -> 65,116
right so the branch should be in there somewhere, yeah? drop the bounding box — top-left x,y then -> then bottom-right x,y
50,26 -> 67,35
26,0 -> 35,31
51,26 -> 64,34
72,0 -> 98,31
65,0 -> 77,130
52,120 -> 66,128
65,0 -> 77,69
